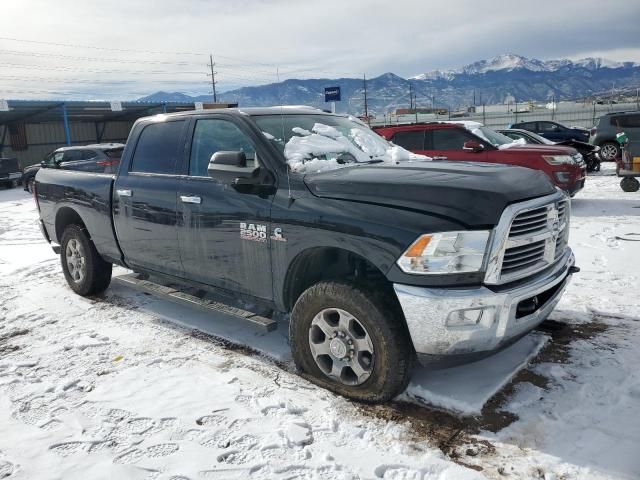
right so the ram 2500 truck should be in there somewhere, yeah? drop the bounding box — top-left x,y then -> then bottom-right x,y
35,107 -> 577,402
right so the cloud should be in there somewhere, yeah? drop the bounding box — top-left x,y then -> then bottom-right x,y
1,0 -> 639,99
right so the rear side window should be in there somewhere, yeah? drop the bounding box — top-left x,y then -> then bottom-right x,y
189,119 -> 256,177
431,129 -> 470,150
518,122 -> 536,131
82,150 -> 98,160
130,120 -> 185,174
104,148 -> 124,159
391,130 -> 425,150
611,115 -> 640,128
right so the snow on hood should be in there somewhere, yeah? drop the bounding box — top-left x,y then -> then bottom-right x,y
284,122 -> 429,173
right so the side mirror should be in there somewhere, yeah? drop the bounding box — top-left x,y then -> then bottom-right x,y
210,150 -> 246,167
463,140 -> 484,152
207,151 -> 254,178
40,160 -> 47,168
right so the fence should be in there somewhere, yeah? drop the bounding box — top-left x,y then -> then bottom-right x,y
370,101 -> 640,129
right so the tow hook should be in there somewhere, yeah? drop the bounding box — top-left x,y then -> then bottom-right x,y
569,266 -> 581,274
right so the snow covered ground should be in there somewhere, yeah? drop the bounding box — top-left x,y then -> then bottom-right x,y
0,165 -> 639,479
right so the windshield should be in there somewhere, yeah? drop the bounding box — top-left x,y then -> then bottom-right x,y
252,113 -> 427,173
522,130 -> 556,145
472,126 -> 515,147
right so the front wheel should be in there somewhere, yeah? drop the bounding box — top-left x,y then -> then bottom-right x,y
290,282 -> 413,403
60,224 -> 112,296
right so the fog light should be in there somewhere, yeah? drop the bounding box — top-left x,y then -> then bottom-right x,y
447,308 -> 484,327
554,171 -> 571,183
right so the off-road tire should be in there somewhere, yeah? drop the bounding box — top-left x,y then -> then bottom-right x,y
621,177 -> 640,192
290,281 -> 414,403
599,141 -> 620,161
60,224 -> 112,296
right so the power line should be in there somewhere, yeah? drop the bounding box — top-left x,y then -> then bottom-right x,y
0,35 -> 208,56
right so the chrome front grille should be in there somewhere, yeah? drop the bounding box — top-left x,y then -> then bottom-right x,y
484,192 -> 571,285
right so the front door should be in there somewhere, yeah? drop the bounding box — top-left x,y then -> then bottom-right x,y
113,119 -> 187,277
176,116 -> 275,300
423,128 -> 490,162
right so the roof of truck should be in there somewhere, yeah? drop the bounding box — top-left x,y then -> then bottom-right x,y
144,106 -> 332,120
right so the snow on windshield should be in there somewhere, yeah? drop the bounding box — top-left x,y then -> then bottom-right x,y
284,122 -> 428,173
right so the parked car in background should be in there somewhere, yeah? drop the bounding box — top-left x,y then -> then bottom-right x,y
589,112 -> 640,161
511,120 -> 590,143
374,121 -> 587,196
0,157 -> 23,188
498,128 -> 601,172
22,143 -> 124,193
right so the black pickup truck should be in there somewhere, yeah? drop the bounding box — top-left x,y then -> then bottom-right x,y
35,107 -> 577,402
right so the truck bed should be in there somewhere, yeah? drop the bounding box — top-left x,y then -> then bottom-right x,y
36,168 -> 123,264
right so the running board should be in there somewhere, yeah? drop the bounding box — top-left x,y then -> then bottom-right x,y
114,273 -> 277,332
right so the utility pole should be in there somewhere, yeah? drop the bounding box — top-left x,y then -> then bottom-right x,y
409,83 -> 414,110
363,74 -> 369,125
473,89 -> 476,106
208,54 -> 218,103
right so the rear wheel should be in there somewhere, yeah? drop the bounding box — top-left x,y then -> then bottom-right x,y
600,142 -> 620,161
290,281 -> 413,403
60,225 -> 112,296
621,177 -> 640,192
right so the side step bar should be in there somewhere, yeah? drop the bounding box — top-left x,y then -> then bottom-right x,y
114,273 -> 277,332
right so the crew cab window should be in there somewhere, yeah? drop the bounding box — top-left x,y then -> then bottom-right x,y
130,120 -> 185,174
189,119 -> 256,177
392,130 -> 425,150
431,129 -> 470,150
518,122 -> 536,130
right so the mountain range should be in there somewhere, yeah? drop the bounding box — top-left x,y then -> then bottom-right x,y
139,54 -> 640,115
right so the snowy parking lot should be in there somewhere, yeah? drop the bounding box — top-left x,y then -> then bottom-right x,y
1,167 -> 639,480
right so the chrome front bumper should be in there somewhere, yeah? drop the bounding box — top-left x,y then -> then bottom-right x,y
394,249 -> 575,363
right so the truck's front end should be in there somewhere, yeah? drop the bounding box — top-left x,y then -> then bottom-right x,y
393,190 -> 576,363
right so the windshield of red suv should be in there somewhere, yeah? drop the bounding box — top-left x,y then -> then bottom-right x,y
471,126 -> 515,147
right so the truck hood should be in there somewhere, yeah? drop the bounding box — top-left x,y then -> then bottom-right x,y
303,162 -> 557,227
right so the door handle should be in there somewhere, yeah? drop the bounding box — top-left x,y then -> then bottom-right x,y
180,195 -> 202,204
117,189 -> 132,197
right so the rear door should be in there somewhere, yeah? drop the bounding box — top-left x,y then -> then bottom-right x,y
113,119 -> 187,277
176,116 -> 274,300
423,127 -> 489,162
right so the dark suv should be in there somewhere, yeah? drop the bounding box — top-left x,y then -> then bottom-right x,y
23,143 -> 124,192
590,112 -> 640,161
511,120 -> 590,143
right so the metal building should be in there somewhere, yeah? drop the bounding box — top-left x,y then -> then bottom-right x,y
0,100 -> 235,167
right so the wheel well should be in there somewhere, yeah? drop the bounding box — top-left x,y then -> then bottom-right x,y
283,247 -> 394,311
55,207 -> 87,242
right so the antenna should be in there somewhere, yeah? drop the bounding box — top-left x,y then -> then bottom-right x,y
363,74 -> 369,126
276,67 -> 292,200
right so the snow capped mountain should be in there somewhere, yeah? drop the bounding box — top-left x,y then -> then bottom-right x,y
411,54 -> 639,80
140,54 -> 640,115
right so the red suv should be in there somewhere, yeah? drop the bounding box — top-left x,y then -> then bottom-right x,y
374,122 -> 586,196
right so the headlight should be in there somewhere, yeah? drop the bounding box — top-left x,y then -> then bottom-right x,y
397,231 -> 490,274
543,155 -> 574,165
